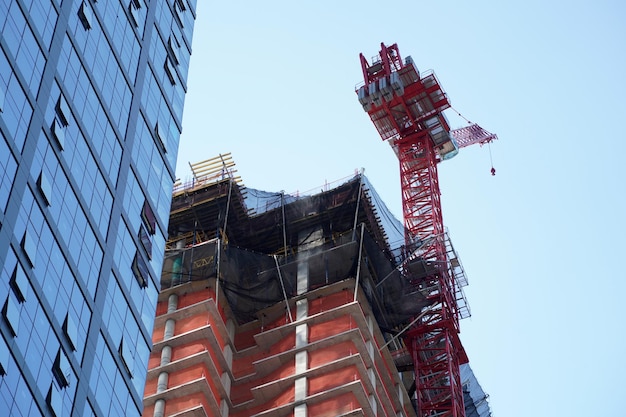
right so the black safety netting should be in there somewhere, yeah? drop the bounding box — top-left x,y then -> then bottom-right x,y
160,227 -> 431,329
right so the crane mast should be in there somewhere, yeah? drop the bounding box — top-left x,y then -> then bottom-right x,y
356,43 -> 496,417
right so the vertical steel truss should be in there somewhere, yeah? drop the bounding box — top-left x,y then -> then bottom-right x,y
398,135 -> 443,247
399,135 -> 466,417
411,327 -> 465,417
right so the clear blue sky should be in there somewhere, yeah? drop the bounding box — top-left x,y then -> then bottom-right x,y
176,2 -> 626,415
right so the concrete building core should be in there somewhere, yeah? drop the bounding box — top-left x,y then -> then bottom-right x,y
143,155 -> 490,417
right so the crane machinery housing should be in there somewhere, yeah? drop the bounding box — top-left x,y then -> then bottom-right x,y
356,42 -> 497,417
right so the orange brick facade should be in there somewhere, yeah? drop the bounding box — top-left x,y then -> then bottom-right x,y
143,279 -> 415,417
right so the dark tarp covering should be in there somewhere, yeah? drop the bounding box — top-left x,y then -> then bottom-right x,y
161,229 -> 430,328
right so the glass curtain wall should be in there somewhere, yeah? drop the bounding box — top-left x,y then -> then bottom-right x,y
0,1 -> 196,416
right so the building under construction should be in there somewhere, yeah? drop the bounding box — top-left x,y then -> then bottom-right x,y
141,154 -> 491,417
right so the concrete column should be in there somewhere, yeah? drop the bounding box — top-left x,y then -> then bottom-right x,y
156,372 -> 169,393
223,344 -> 233,370
368,368 -> 377,415
220,399 -> 229,417
160,345 -> 172,366
370,393 -> 377,415
156,294 -> 177,416
366,340 -> 375,359
225,318 -> 235,341
220,372 -> 231,394
296,259 -> 308,295
220,371 -> 232,416
294,296 -> 309,413
296,298 -> 308,321
167,293 -> 178,313
295,351 -> 307,374
368,367 -> 376,387
295,324 -> 308,349
296,299 -> 308,351
294,404 -> 307,417
366,314 -> 374,335
294,377 -> 307,402
164,319 -> 175,340
154,399 -> 165,417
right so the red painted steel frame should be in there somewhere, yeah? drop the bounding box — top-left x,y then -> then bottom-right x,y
358,44 -> 467,417
410,327 -> 466,417
398,134 -> 466,417
360,42 -> 403,86
397,135 -> 443,244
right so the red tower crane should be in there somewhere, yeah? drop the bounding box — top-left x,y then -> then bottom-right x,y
356,43 -> 496,417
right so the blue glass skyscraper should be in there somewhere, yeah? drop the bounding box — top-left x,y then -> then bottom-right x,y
0,1 -> 196,415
